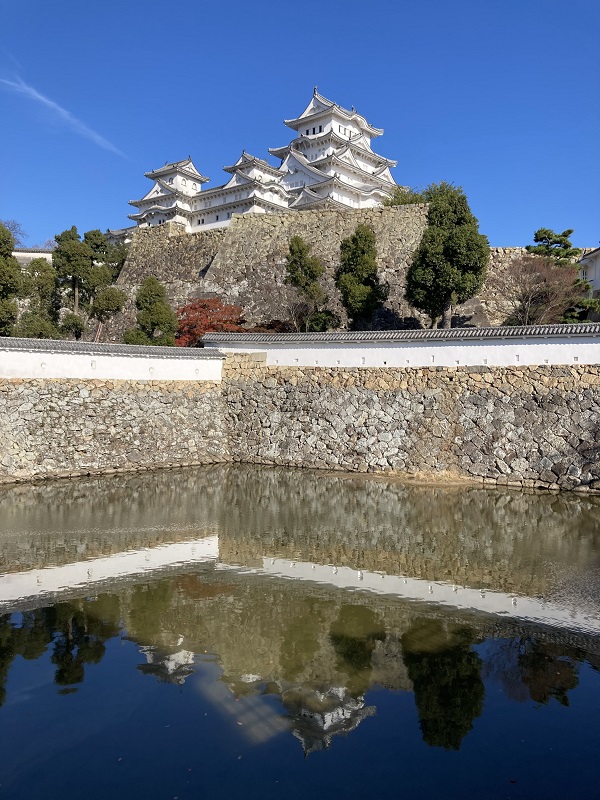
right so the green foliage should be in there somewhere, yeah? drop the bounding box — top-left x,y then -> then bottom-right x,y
383,187 -> 425,206
83,229 -> 109,261
89,264 -> 113,295
0,222 -> 15,257
60,312 -> 85,340
305,309 -> 339,332
123,328 -> 151,345
104,241 -> 128,280
14,312 -> 61,339
90,286 -> 127,323
54,226 -> 80,246
0,223 -> 22,336
284,236 -> 338,331
526,228 -> 582,264
405,183 -> 489,327
335,224 -> 388,326
0,252 -> 21,300
0,222 -> 22,302
53,227 -> 93,315
0,219 -> 26,248
285,236 -> 325,292
127,276 -> 177,346
23,257 -> 60,320
0,298 -> 18,336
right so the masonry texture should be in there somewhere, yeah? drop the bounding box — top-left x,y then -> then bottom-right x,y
1,358 -> 599,492
102,208 -> 531,342
221,356 -> 600,492
0,379 -> 227,482
103,205 -> 429,340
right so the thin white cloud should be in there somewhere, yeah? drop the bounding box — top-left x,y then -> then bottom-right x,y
0,75 -> 125,157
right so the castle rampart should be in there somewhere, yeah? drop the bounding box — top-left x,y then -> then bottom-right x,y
1,330 -> 599,492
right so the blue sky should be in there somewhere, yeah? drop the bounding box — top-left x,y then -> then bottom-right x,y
1,0 -> 598,248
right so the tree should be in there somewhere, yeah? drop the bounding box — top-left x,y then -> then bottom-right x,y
499,229 -> 599,323
492,254 -> 584,325
404,183 -> 489,328
60,312 -> 85,340
14,312 -> 61,339
0,219 -> 26,247
83,229 -> 109,262
176,298 -> 244,347
104,241 -> 128,281
284,236 -> 338,331
124,276 -> 177,346
88,264 -> 113,300
383,187 -> 425,207
335,224 -> 388,328
0,222 -> 22,335
90,286 -> 127,324
53,226 -> 92,315
526,228 -> 582,265
22,257 -> 60,322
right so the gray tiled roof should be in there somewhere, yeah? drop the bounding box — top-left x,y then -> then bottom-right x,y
0,337 -> 225,359
203,323 -> 600,345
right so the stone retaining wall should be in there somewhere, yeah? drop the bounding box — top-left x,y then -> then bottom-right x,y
101,211 -> 537,342
1,357 -> 599,492
102,206 -> 430,340
0,379 -> 227,483
222,356 -> 600,492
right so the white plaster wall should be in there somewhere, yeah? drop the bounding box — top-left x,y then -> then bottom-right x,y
0,349 -> 224,381
580,251 -> 600,292
12,251 -> 53,265
210,336 -> 600,368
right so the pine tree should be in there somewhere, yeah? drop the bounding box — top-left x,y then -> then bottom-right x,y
335,224 -> 387,328
124,276 -> 177,346
404,183 -> 489,328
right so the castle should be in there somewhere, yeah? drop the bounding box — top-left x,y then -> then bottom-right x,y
126,88 -> 401,233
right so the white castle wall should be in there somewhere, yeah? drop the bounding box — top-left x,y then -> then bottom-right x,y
204,325 -> 600,368
0,339 -> 224,381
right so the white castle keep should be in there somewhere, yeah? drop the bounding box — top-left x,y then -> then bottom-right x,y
127,88 -> 401,232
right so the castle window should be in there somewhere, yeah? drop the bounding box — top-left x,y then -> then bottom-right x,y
201,218 -> 204,224
306,129 -> 309,135
312,127 -> 316,134
216,215 -> 219,221
192,183 -> 197,189
182,179 -> 187,186
319,125 -> 322,132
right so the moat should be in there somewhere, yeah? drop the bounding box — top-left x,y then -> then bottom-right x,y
1,465 -> 599,799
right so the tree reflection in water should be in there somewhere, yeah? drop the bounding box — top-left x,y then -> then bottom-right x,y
0,595 -> 120,703
402,620 -> 484,751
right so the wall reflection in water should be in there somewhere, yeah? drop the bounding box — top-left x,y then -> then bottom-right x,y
1,465 -> 599,755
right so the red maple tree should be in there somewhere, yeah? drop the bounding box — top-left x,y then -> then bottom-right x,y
175,298 -> 245,347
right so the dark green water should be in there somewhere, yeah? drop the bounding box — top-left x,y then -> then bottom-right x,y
1,465 -> 599,799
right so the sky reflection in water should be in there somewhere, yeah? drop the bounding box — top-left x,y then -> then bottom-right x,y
0,465 -> 599,799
